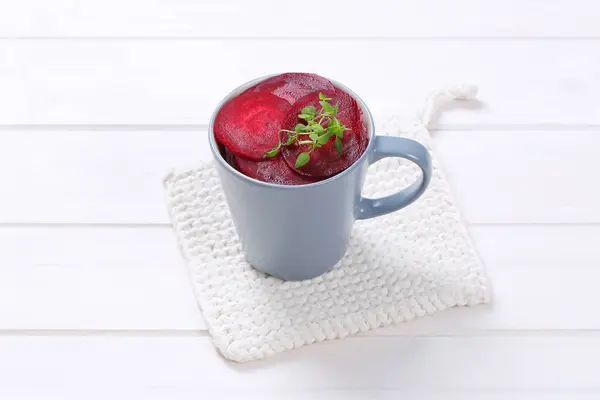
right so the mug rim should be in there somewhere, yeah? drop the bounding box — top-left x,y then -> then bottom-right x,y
208,73 -> 376,190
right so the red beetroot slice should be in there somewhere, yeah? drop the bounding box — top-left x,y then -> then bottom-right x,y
247,73 -> 335,105
236,155 -> 318,186
281,90 -> 368,178
214,91 -> 291,161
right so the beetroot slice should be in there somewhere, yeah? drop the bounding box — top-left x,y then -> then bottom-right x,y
236,155 -> 319,186
214,92 -> 291,161
246,73 -> 335,105
355,104 -> 369,142
281,89 -> 368,178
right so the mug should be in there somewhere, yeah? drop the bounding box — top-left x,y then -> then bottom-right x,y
209,75 -> 432,281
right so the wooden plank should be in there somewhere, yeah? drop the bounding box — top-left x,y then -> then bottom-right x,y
0,227 -> 204,330
0,225 -> 599,331
0,336 -> 599,392
0,40 -> 598,126
433,130 -> 600,223
0,130 -> 206,224
0,129 -> 597,224
0,0 -> 597,38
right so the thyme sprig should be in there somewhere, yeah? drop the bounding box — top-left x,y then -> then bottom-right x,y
265,92 -> 350,168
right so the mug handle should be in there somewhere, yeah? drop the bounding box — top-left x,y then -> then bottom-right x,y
357,135 -> 432,220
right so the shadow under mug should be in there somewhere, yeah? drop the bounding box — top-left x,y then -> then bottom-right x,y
209,75 -> 432,281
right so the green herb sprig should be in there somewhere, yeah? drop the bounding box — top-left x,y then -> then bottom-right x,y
265,92 -> 350,168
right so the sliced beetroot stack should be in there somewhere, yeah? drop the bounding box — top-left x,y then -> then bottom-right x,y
281,90 -> 368,178
245,73 -> 335,105
214,73 -> 368,186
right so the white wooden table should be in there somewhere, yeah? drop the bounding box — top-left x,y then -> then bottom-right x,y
1,1 -> 599,398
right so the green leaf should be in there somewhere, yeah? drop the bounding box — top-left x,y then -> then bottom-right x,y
265,147 -> 280,157
333,103 -> 339,115
319,101 -> 335,114
309,132 -> 319,141
295,123 -> 306,133
317,131 -> 332,144
334,137 -> 343,155
318,92 -> 331,101
295,152 -> 311,168
316,136 -> 328,145
312,123 -> 325,134
298,114 -> 313,121
285,134 -> 296,146
301,106 -> 316,115
328,119 -> 344,138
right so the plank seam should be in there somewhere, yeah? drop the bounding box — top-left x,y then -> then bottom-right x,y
2,36 -> 600,41
1,124 -> 599,132
1,329 -> 600,337
0,222 -> 598,228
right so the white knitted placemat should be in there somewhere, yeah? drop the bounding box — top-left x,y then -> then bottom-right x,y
164,85 -> 491,362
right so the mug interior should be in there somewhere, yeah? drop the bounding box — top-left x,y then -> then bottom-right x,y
208,74 -> 376,189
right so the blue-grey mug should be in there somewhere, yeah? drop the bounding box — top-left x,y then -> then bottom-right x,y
209,75 -> 432,281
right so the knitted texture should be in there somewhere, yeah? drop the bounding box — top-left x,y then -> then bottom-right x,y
164,85 -> 491,362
